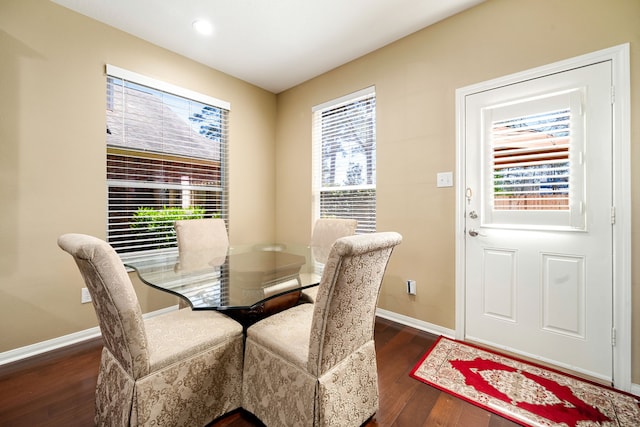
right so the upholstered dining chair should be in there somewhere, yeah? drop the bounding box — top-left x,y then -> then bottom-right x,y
174,218 -> 229,266
58,233 -> 244,427
300,218 -> 357,303
242,231 -> 402,427
174,218 -> 229,307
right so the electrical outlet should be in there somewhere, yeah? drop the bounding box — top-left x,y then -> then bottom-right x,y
81,287 -> 92,304
407,280 -> 417,295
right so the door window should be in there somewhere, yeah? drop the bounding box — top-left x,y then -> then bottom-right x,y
482,88 -> 586,230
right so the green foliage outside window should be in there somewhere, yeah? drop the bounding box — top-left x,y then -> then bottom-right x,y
131,206 -> 207,247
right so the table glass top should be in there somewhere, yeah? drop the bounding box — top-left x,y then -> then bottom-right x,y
125,246 -> 319,310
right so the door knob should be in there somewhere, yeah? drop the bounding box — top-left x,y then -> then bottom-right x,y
469,229 -> 483,237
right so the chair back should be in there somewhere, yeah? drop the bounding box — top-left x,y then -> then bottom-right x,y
174,218 -> 229,270
310,218 -> 357,264
308,232 -> 402,376
58,233 -> 150,378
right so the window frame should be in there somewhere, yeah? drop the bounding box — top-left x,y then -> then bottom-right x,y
105,65 -> 230,261
312,86 -> 377,234
481,88 -> 585,231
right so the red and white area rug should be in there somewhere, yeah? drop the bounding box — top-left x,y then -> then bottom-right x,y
410,336 -> 640,427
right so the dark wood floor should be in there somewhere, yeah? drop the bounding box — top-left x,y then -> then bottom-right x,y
0,317 -> 520,427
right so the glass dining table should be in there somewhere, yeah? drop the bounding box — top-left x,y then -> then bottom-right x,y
125,244 -> 320,325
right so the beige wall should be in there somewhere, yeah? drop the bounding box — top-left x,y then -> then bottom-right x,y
274,0 -> 640,381
0,0 -> 277,351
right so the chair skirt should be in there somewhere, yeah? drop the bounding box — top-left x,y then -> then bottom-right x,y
242,337 -> 379,427
96,336 -> 243,427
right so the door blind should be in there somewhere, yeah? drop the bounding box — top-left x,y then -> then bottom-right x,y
492,109 -> 571,211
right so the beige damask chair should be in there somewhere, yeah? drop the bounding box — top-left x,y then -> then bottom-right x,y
58,233 -> 243,427
242,231 -> 402,427
300,218 -> 357,303
174,218 -> 229,267
174,218 -> 229,308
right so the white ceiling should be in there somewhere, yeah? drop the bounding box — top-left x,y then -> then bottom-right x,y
52,0 -> 483,93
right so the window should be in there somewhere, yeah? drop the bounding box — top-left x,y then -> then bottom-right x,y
312,87 -> 376,233
492,108 -> 571,211
106,65 -> 230,259
482,88 -> 585,230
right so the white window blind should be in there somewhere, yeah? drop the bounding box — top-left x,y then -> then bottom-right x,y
492,108 -> 571,211
482,87 -> 585,230
312,87 -> 376,233
106,65 -> 229,259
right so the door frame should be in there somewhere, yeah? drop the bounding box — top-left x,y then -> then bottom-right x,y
454,44 -> 631,391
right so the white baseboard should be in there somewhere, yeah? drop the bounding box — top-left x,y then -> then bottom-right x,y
376,308 -> 455,338
0,305 -> 178,366
0,326 -> 103,366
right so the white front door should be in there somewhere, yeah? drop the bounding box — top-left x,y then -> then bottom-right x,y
463,61 -> 613,381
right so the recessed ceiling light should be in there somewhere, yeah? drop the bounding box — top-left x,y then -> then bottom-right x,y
192,19 -> 213,36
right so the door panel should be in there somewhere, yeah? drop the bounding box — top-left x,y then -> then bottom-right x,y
482,249 -> 516,322
541,253 -> 585,337
464,61 -> 613,381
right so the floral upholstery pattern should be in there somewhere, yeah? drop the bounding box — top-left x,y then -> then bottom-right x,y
174,218 -> 229,270
301,218 -> 357,303
242,232 -> 402,427
309,218 -> 357,264
58,233 -> 244,427
174,219 -> 229,309
60,234 -> 150,379
131,335 -> 243,426
95,348 -> 135,426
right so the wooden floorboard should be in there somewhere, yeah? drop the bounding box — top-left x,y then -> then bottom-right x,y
0,317 -> 521,427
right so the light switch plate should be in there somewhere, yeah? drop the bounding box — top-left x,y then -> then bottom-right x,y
436,172 -> 454,188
